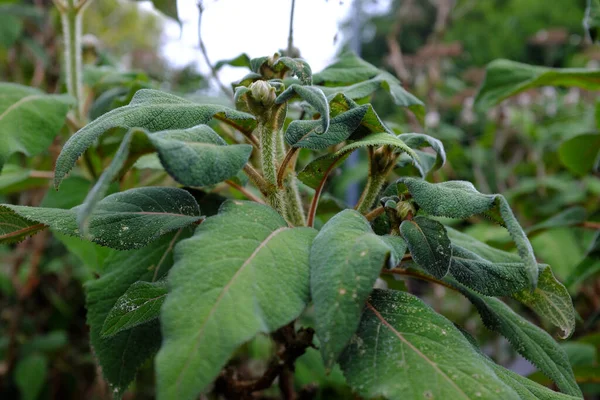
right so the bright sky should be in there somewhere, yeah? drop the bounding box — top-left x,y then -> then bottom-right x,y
159,0 -> 386,86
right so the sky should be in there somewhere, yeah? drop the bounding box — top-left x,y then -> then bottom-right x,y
158,0 -> 387,86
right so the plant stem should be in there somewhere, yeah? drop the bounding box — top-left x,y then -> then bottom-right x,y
225,180 -> 265,204
277,131 -> 305,226
287,0 -> 296,56
307,155 -> 343,227
243,164 -> 270,196
258,121 -> 286,214
59,0 -> 87,122
355,172 -> 387,214
364,205 -> 385,221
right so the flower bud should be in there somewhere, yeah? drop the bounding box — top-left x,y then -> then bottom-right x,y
249,80 -> 276,107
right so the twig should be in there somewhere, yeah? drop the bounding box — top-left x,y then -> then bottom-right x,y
307,155 -> 343,227
580,221 -> 600,230
277,147 -> 299,188
383,267 -> 454,290
29,171 -> 55,179
287,0 -> 296,56
225,180 -> 266,204
197,1 -> 233,99
364,206 -> 385,221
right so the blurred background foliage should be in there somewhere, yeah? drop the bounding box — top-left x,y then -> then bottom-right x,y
0,0 -> 599,399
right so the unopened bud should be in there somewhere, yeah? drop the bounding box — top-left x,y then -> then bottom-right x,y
249,80 -> 276,107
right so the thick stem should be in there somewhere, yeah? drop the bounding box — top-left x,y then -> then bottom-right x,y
60,0 -> 85,122
355,173 -> 387,214
258,121 -> 286,214
277,129 -> 305,226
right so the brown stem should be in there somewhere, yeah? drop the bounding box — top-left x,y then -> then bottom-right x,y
225,180 -> 266,204
287,0 -> 296,56
217,325 -> 314,399
383,267 -> 454,290
307,155 -> 343,227
580,221 -> 600,230
29,171 -> 55,179
364,206 -> 385,221
277,147 -> 299,188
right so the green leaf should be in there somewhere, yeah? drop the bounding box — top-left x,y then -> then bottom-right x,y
558,133 -> 600,176
0,207 -> 47,244
400,216 -> 452,278
475,59 -> 600,111
148,125 -> 253,187
276,84 -> 329,133
488,357 -> 582,400
379,234 -> 408,267
313,52 -> 381,86
452,281 -> 581,397
446,228 -> 576,338
14,354 -> 48,400
101,280 -> 168,338
512,266 -> 576,339
77,126 -> 249,234
157,201 -> 317,400
449,245 -> 530,296
86,230 -> 188,396
297,132 -> 419,189
214,53 -> 251,71
339,289 -> 520,400
398,133 -> 446,173
251,56 -> 312,85
1,187 -> 201,249
564,231 -> 600,288
54,89 -> 256,187
310,209 -> 394,367
400,178 -> 538,288
0,83 -> 71,171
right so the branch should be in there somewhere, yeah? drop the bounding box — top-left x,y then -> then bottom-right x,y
307,155 -> 343,227
287,0 -> 296,56
364,205 -> 384,221
217,325 -> 314,398
243,164 -> 271,196
580,221 -> 600,230
277,147 -> 299,188
197,1 -> 233,99
225,180 -> 266,204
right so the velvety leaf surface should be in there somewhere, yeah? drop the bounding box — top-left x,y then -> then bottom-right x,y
157,201 -> 316,400
54,89 -> 256,187
400,216 -> 452,278
2,187 -> 201,249
86,230 -> 187,397
276,84 -> 329,135
398,133 -> 446,173
400,177 -> 538,287
310,210 -> 394,367
0,206 -> 47,243
339,289 -> 520,400
450,245 -> 530,296
0,82 -> 71,171
447,228 -> 576,337
149,125 -> 253,187
101,280 -> 168,338
379,234 -> 408,267
453,281 -> 581,397
313,52 -> 380,85
475,59 -> 600,110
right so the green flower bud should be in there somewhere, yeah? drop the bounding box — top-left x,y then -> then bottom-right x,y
249,80 -> 276,107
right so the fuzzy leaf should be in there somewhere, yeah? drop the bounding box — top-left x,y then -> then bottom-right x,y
400,178 -> 538,288
475,59 -> 600,111
310,210 -> 394,367
0,83 -> 71,171
156,201 -> 316,400
297,153 -> 351,189
276,84 -> 329,134
400,216 -> 452,278
148,125 -> 253,187
398,133 -> 446,173
453,281 -> 581,397
0,207 -> 47,244
54,89 -> 256,187
86,230 -> 188,397
101,280 -> 168,338
1,187 -> 201,250
339,289 -> 520,400
446,228 -> 576,338
313,52 -> 382,86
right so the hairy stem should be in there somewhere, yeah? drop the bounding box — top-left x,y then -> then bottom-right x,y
276,131 -> 305,226
59,0 -> 89,122
355,173 -> 387,214
258,121 -> 286,214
